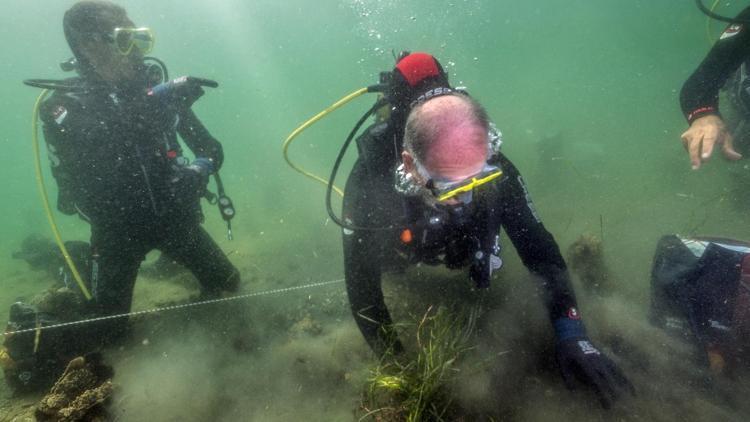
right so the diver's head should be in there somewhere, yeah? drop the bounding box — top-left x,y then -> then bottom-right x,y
63,1 -> 153,84
402,94 -> 499,207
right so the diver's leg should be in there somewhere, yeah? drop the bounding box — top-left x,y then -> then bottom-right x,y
89,224 -> 147,344
159,224 -> 250,348
160,224 -> 240,297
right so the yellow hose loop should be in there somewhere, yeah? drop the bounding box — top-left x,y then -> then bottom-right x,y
282,87 -> 370,197
32,90 -> 93,300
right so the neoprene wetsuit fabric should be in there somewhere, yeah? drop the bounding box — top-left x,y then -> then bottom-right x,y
342,120 -> 578,355
681,7 -> 750,123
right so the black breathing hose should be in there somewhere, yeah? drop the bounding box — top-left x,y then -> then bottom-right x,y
23,79 -> 82,91
325,98 -> 399,232
695,0 -> 750,24
144,56 -> 169,81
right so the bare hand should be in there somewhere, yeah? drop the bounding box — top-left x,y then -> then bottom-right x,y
680,115 -> 742,170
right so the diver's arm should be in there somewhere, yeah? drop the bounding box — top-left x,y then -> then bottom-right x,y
342,159 -> 402,356
344,232 -> 398,356
494,158 -> 635,405
680,7 -> 750,122
679,8 -> 750,168
177,109 -> 225,170
495,154 -> 578,321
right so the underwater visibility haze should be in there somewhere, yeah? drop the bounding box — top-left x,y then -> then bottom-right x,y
1,0 -> 750,420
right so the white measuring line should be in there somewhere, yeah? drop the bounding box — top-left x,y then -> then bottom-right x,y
2,278 -> 345,337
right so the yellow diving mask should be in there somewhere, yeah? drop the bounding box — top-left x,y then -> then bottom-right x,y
416,161 -> 502,203
110,27 -> 155,55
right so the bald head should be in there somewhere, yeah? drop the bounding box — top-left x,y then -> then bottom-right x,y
403,94 -> 490,180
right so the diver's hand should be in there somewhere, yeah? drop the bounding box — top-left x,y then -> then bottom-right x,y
183,157 -> 213,189
147,76 -> 218,109
680,115 -> 742,170
553,316 -> 633,408
187,157 -> 214,178
172,158 -> 213,201
556,338 -> 634,409
365,324 -> 405,359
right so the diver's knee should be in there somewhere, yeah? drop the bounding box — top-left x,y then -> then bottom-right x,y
223,269 -> 241,292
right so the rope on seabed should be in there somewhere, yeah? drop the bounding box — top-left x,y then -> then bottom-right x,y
1,278 -> 345,337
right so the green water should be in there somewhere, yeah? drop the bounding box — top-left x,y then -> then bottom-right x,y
2,0 -> 750,420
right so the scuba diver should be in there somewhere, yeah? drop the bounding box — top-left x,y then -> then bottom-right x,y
680,4 -> 750,170
30,0 -> 240,344
340,52 -> 633,408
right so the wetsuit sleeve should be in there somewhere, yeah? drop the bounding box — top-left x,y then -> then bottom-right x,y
39,95 -> 86,215
342,130 -> 402,356
177,109 -> 225,170
680,7 -> 750,123
494,155 -> 578,321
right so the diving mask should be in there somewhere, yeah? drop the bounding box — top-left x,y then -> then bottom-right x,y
415,161 -> 502,203
109,27 -> 155,55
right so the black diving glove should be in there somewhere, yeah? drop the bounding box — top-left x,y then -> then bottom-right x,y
172,157 -> 214,201
553,315 -> 634,409
147,76 -> 218,109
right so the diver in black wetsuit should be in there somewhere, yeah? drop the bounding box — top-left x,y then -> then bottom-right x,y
680,6 -> 750,170
37,1 -> 239,342
342,52 -> 633,408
